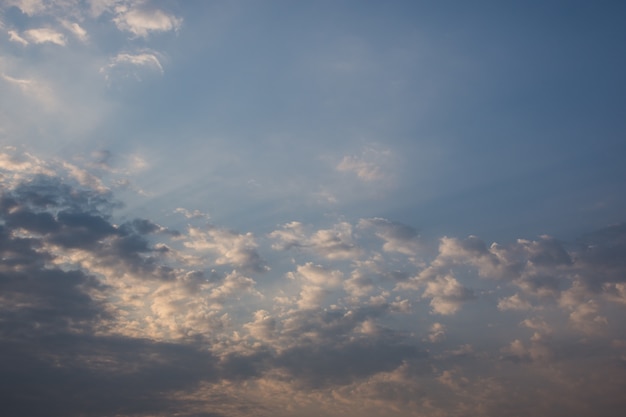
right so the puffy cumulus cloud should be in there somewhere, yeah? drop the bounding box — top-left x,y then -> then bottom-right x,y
269,221 -> 361,260
501,336 -> 553,362
422,274 -> 474,315
292,262 -> 343,287
244,309 -> 277,342
343,268 -> 375,298
358,217 -> 420,256
23,27 -> 66,45
497,293 -> 533,311
435,235 -> 519,279
287,262 -> 344,309
428,322 -> 446,343
112,4 -> 182,38
1,149 -> 626,417
184,225 -> 269,273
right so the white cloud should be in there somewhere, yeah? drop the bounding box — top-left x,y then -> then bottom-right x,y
270,221 -> 361,260
113,6 -> 182,38
288,263 -> 344,310
8,30 -> 29,46
0,150 -> 55,183
428,322 -> 446,342
422,274 -> 474,315
100,51 -> 164,83
269,221 -> 307,251
603,282 -> 626,305
358,217 -> 419,256
497,293 -> 532,311
175,207 -> 210,220
297,284 -> 331,310
208,270 -> 258,307
105,51 -> 163,73
61,20 -> 88,42
344,269 -> 374,298
520,317 -> 552,334
5,0 -> 47,15
24,28 -> 66,45
245,309 -> 277,342
336,146 -> 393,182
294,262 -> 344,287
184,226 -> 268,272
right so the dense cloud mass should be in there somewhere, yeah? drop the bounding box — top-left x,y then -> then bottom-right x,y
1,149 -> 625,416
1,0 -> 626,416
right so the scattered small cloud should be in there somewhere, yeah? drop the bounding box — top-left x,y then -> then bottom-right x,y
8,29 -> 29,45
61,20 -> 88,42
336,145 -> 394,183
113,5 -> 182,38
101,51 -> 164,82
23,27 -> 66,45
497,293 -> 532,311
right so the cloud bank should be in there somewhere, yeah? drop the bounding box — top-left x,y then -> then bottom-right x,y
0,148 -> 625,417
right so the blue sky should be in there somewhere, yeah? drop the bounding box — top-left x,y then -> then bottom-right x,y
1,1 -> 626,416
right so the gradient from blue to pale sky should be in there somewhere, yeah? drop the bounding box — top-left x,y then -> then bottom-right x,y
1,1 -> 625,416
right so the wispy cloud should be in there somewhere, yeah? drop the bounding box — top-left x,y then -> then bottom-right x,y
112,5 -> 182,38
100,51 -> 164,81
24,27 -> 66,45
336,145 -> 394,183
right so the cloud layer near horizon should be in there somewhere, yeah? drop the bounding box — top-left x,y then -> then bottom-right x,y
1,148 -> 625,417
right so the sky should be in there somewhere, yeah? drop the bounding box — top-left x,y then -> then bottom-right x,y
1,1 -> 626,416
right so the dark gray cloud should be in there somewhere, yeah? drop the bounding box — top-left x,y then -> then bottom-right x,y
0,173 -> 220,416
275,338 -> 425,389
0,333 -> 222,417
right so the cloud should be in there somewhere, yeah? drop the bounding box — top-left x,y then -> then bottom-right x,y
287,263 -> 344,309
8,30 -> 29,45
175,207 -> 210,220
358,217 -> 420,256
422,274 -> 474,315
184,225 -> 269,273
428,322 -> 446,342
269,221 -> 361,260
5,0 -> 48,15
24,27 -> 66,45
1,149 -> 626,416
113,5 -> 182,38
497,293 -> 532,311
101,51 -> 164,82
336,146 -> 394,182
60,20 -> 88,42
